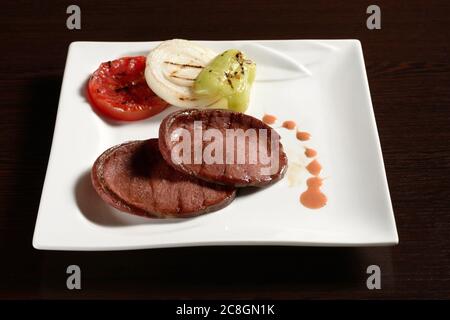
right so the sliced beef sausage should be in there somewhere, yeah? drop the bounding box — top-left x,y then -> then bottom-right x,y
91,139 -> 236,218
159,109 -> 288,187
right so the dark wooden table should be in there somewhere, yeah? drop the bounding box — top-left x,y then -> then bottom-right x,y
1,0 -> 449,299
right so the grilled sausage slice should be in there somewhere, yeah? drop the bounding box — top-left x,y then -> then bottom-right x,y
91,139 -> 236,218
159,109 -> 288,187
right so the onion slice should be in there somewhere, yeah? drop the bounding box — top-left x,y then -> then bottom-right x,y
145,39 -> 220,108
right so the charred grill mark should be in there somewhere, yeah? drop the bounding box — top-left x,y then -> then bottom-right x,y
170,74 -> 195,81
239,62 -> 245,75
115,86 -> 130,93
164,61 -> 204,69
235,52 -> 243,62
234,51 -> 246,75
224,71 -> 234,89
179,96 -> 197,101
227,78 -> 234,89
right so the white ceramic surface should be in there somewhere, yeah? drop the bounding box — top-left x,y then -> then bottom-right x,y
32,40 -> 398,250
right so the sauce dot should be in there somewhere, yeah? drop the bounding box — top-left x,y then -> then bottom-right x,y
306,159 -> 322,176
300,177 -> 327,209
307,176 -> 322,188
282,120 -> 296,130
296,131 -> 311,141
262,114 -> 277,125
304,148 -> 317,158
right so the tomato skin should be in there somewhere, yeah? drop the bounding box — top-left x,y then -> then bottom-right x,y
87,56 -> 168,121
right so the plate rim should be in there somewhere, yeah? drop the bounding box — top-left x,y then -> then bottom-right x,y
32,39 -> 399,250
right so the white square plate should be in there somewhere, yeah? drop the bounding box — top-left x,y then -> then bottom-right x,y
33,40 -> 398,250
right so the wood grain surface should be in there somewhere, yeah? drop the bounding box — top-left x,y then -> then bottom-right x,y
0,0 -> 449,299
